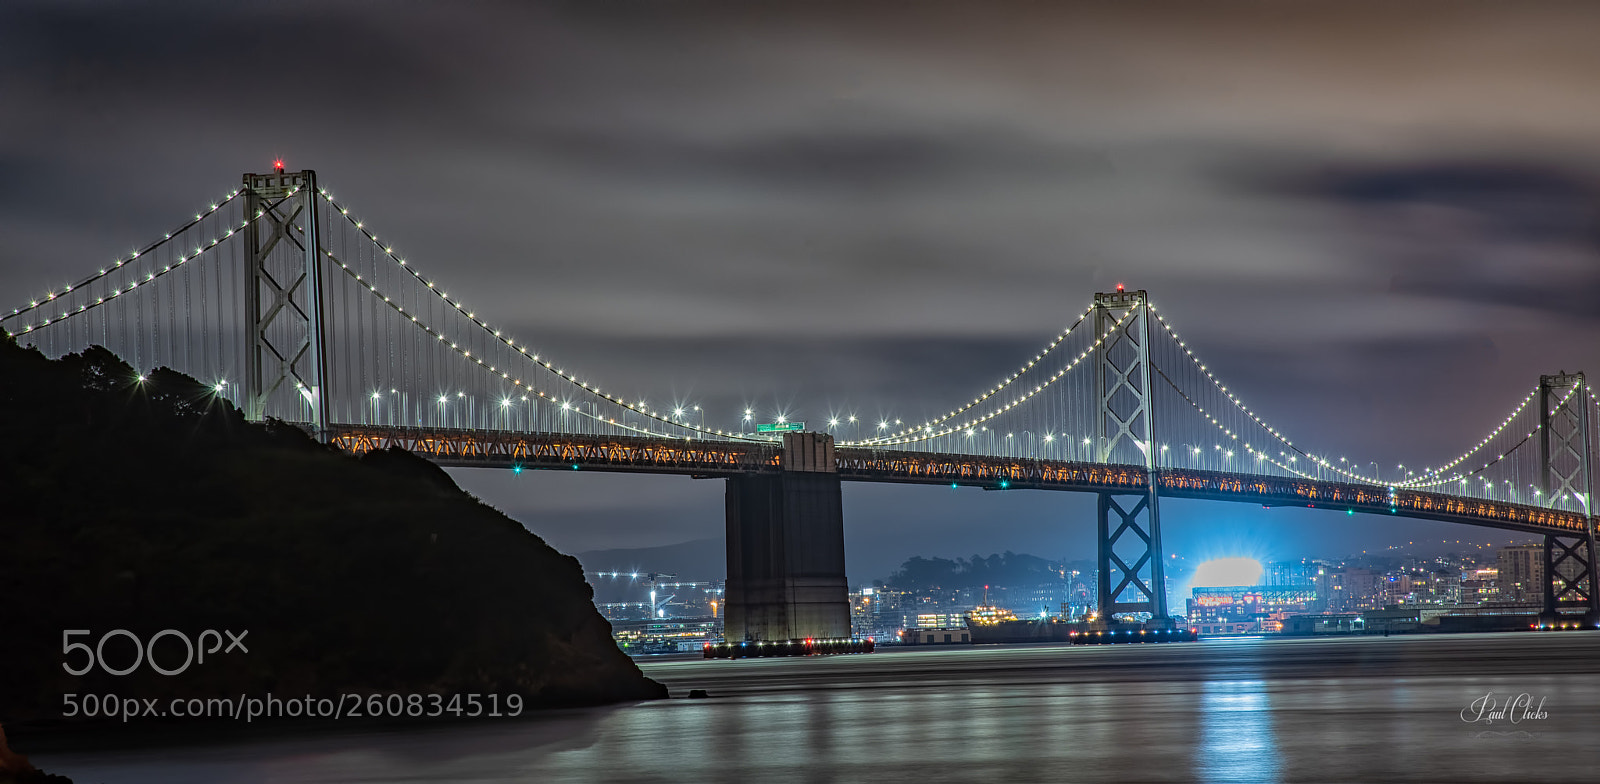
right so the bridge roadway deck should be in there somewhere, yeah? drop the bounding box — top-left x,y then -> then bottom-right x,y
326,424 -> 1593,537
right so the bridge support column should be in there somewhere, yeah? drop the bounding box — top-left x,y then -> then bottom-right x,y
1537,372 -> 1599,624
242,167 -> 331,440
1542,534 -> 1598,625
1096,492 -> 1170,627
1092,288 -> 1171,627
723,433 -> 850,642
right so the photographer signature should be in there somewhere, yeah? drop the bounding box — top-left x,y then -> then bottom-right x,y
1460,692 -> 1548,725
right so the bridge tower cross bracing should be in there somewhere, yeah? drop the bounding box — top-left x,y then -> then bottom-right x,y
1091,288 -> 1171,625
241,168 -> 331,440
1537,371 -> 1598,622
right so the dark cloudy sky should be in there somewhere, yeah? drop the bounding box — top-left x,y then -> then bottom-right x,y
5,1 -> 1597,582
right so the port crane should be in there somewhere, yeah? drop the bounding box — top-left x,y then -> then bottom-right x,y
589,571 -> 724,619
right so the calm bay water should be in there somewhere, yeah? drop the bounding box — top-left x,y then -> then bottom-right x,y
28,633 -> 1600,783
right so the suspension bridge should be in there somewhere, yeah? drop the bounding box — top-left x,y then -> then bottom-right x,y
6,165 -> 1596,641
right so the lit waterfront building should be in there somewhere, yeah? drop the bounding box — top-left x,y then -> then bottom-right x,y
850,586 -> 910,639
1460,566 -> 1500,604
1426,568 -> 1461,605
1495,542 -> 1586,605
1187,586 -> 1319,635
1498,544 -> 1543,603
915,612 -> 967,628
1321,567 -> 1381,613
1379,568 -> 1461,606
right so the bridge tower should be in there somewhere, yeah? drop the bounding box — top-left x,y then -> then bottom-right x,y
723,432 -> 851,642
1537,372 -> 1598,623
241,166 -> 332,440
1091,288 -> 1171,626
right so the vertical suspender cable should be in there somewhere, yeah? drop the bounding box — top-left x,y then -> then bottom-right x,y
183,237 -> 193,375
356,216 -> 369,424
153,247 -> 165,373
225,217 -> 236,400
200,233 -> 212,385
133,257 -> 144,374
339,213 -> 351,425
99,271 -> 107,351
430,276 -> 437,426
233,216 -> 241,399
407,275 -> 414,427
384,232 -> 394,423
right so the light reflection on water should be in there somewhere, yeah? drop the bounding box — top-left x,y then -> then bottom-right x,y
1199,680 -> 1279,784
527,681 -> 1207,783
31,634 -> 1600,784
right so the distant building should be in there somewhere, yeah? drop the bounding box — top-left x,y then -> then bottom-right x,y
1460,566 -> 1500,605
1498,544 -> 1543,603
1187,586 -> 1318,635
902,627 -> 970,645
915,612 -> 967,628
850,588 -> 876,638
1324,567 -> 1379,612
1282,614 -> 1364,635
1497,542 -> 1586,605
1065,572 -> 1092,616
1426,568 -> 1461,605
1363,606 -> 1422,633
1018,583 -> 1069,617
852,587 -> 911,639
1264,559 -> 1319,587
1379,571 -> 1418,606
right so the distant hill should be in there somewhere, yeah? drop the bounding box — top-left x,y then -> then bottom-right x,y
885,552 -> 1093,591
0,337 -> 666,728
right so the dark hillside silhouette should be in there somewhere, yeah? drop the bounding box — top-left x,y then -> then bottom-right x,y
0,337 -> 665,727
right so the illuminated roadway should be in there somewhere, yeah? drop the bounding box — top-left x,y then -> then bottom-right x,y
328,424 -> 1593,538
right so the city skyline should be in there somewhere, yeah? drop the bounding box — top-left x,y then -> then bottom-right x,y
588,540 -> 1576,643
577,531 -> 1546,592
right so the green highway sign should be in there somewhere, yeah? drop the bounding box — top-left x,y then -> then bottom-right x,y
756,422 -> 805,433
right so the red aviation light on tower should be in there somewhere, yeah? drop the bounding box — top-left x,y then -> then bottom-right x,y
1116,283 -> 1124,292
273,159 -> 285,172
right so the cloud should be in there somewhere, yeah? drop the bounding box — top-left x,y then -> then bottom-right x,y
6,0 -> 1600,566
1268,161 -> 1600,319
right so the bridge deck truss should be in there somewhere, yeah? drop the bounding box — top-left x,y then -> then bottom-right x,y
325,426 -> 1591,536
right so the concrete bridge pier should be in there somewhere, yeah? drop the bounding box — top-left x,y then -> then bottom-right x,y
723,433 -> 851,642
